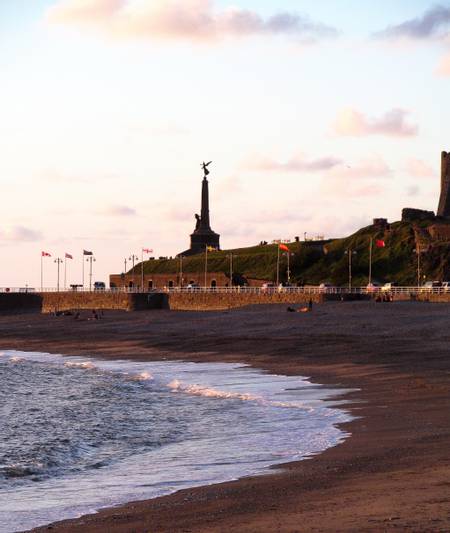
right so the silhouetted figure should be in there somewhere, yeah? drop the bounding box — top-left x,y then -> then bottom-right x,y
308,298 -> 313,311
202,161 -> 212,177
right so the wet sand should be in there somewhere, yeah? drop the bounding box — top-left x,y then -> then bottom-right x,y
1,301 -> 449,532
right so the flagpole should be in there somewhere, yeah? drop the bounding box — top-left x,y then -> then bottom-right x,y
417,248 -> 421,290
141,249 -> 144,292
179,255 -> 183,288
230,253 -> 233,288
276,246 -> 280,286
204,245 -> 208,288
287,252 -> 290,283
369,237 -> 373,286
82,252 -> 85,289
64,257 -> 67,290
41,254 -> 43,292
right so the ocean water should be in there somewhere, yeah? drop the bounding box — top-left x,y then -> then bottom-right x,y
0,350 -> 354,533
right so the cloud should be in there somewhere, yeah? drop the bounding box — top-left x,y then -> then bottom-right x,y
407,185 -> 420,197
327,156 -> 391,180
436,51 -> 450,75
103,205 -> 137,216
46,0 -> 338,43
333,108 -> 418,137
0,226 -> 42,242
321,156 -> 391,198
244,153 -> 342,173
375,5 -> 450,41
215,175 -> 243,195
405,158 -> 436,179
163,206 -> 194,222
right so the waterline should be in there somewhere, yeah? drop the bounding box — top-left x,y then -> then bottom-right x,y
0,350 -> 354,532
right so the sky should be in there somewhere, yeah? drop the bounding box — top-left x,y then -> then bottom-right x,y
1,0 -> 449,287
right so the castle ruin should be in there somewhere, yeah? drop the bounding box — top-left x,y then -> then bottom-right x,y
437,151 -> 450,218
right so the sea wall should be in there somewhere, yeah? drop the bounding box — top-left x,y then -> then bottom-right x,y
0,292 -> 166,314
414,293 -> 450,303
167,291 -> 324,311
40,292 -> 166,313
0,293 -> 43,314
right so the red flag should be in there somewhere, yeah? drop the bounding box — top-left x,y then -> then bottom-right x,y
376,240 -> 386,248
142,248 -> 153,254
41,251 -> 51,257
65,253 -> 73,259
279,244 -> 289,252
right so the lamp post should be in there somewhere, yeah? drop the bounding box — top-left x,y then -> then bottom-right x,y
204,246 -> 208,288
179,255 -> 184,288
416,247 -> 422,290
345,249 -> 357,291
86,256 -> 96,291
129,254 -> 138,290
141,248 -> 153,292
285,252 -> 294,284
227,253 -> 234,288
54,258 -> 63,292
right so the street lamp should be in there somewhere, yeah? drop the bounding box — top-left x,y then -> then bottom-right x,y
284,252 -> 295,284
179,255 -> 184,288
54,258 -> 63,291
129,254 -> 139,290
86,256 -> 96,291
345,249 -> 357,291
226,253 -> 235,288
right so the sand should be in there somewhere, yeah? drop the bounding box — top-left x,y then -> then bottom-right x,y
1,301 -> 449,532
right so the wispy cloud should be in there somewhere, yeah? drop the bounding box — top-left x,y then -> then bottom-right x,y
436,50 -> 450,75
0,226 -> 42,242
102,205 -> 137,216
46,0 -> 338,43
333,108 -> 418,137
244,153 -> 342,173
327,156 -> 391,180
405,158 -> 436,179
375,5 -> 450,41
321,156 -> 391,198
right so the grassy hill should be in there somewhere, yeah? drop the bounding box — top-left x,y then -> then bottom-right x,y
132,218 -> 450,286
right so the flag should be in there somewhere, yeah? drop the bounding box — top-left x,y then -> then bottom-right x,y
376,240 -> 386,248
142,248 -> 153,254
206,246 -> 217,252
41,251 -> 51,257
279,244 -> 289,252
83,250 -> 93,256
65,253 -> 73,259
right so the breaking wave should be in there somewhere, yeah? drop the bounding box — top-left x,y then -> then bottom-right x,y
0,350 -> 354,533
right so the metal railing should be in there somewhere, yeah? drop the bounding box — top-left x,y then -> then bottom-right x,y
1,286 -> 450,295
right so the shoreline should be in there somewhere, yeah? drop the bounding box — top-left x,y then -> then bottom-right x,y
2,349 -> 354,533
1,301 -> 449,532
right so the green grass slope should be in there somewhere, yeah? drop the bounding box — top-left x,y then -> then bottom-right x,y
131,219 -> 450,286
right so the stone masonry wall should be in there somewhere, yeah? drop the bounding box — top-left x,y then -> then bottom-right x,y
0,293 -> 43,314
167,291 -> 324,311
40,292 -> 162,313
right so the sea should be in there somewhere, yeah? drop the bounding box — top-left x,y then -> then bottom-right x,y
0,350 -> 354,533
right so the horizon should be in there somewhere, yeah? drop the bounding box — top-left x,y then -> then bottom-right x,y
1,0 -> 449,287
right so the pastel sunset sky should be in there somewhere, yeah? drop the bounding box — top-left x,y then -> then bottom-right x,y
1,0 -> 449,287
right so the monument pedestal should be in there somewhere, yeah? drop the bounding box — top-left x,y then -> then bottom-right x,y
179,170 -> 221,257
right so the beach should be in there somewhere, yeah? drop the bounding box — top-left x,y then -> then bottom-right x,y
1,301 -> 449,532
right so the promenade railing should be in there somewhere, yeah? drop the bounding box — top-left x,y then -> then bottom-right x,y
1,286 -> 449,295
